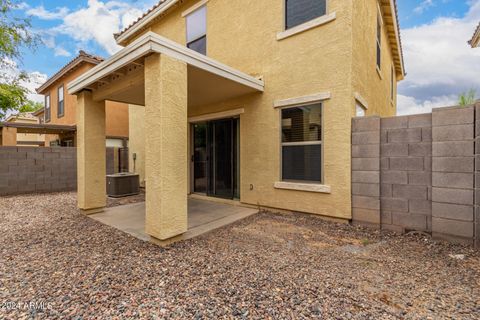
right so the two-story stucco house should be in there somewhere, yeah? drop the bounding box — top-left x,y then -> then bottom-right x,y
67,0 -> 405,241
36,50 -> 130,148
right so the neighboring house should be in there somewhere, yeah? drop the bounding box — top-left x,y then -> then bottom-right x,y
469,22 -> 480,48
36,50 -> 130,147
68,0 -> 405,241
3,113 -> 45,147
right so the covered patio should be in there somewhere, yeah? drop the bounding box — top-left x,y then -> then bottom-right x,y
67,32 -> 264,242
91,197 -> 258,244
0,122 -> 76,146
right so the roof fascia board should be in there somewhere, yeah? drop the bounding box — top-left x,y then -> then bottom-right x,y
36,56 -> 101,94
388,0 -> 405,77
68,32 -> 264,95
116,0 -> 179,45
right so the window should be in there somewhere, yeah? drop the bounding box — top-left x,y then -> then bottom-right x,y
356,102 -> 366,117
186,6 -> 206,55
281,103 -> 322,182
45,95 -> 51,123
376,12 -> 382,69
57,85 -> 64,117
285,0 -> 327,30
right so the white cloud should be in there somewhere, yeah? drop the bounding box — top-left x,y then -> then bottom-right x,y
1,58 -> 47,105
26,5 -> 69,20
54,47 -> 71,57
414,0 -> 435,14
31,0 -> 147,55
398,0 -> 480,115
397,94 -> 457,115
22,72 -> 48,104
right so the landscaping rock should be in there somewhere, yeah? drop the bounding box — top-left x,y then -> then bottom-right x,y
0,192 -> 479,319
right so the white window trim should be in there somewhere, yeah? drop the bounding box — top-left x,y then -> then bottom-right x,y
274,92 -> 331,108
390,65 -> 395,104
376,4 -> 383,72
182,0 -> 209,17
376,65 -> 383,79
188,108 -> 244,123
274,181 -> 331,194
277,12 -> 336,41
354,92 -> 368,110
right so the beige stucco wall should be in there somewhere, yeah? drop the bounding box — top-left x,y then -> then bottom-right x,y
128,104 -> 145,186
352,0 -> 398,117
123,0 -> 401,220
40,62 -> 129,145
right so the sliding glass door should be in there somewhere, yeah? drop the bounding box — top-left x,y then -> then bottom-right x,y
192,118 -> 239,199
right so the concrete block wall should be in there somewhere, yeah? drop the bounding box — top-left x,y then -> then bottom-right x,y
432,107 -> 475,244
351,116 -> 381,228
475,102 -> 480,248
380,113 -> 432,233
0,147 -> 77,196
352,105 -> 478,246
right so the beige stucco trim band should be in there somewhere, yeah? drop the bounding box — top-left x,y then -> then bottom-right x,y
68,32 -> 264,95
273,92 -> 331,108
188,108 -> 244,123
276,12 -> 336,41
274,181 -> 331,194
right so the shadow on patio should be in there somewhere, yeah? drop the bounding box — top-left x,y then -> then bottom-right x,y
90,197 -> 258,244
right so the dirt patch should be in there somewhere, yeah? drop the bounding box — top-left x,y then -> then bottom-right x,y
1,193 -> 479,319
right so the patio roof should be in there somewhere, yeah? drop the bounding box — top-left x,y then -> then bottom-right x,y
0,122 -> 76,135
68,32 -> 264,107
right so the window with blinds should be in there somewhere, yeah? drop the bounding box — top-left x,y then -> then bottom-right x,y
285,0 -> 327,30
281,103 -> 322,182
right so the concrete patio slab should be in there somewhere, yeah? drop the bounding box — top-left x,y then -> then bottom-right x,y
89,198 -> 258,244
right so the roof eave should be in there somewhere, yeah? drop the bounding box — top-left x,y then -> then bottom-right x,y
36,56 -> 103,94
115,0 -> 179,46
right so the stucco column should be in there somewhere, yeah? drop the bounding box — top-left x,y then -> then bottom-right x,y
1,127 -> 17,146
144,53 -> 188,240
76,90 -> 106,212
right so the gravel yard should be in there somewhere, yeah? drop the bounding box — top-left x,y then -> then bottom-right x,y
1,192 -> 479,319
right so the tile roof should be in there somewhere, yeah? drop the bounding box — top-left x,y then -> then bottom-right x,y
36,50 -> 104,94
114,0 -> 166,41
469,22 -> 480,47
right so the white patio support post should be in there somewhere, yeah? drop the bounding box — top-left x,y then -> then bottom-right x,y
76,90 -> 106,212
144,53 -> 188,240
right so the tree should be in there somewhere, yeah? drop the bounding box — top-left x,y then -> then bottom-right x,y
0,0 -> 38,119
458,89 -> 477,107
18,99 -> 43,113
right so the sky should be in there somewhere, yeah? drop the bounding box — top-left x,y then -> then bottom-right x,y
10,0 -> 480,115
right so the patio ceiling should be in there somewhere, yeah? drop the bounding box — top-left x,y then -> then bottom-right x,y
67,32 -> 264,107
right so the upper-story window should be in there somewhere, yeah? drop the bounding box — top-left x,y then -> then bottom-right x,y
285,0 -> 327,30
45,95 -> 51,123
186,5 -> 207,55
57,85 -> 64,118
376,12 -> 382,70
